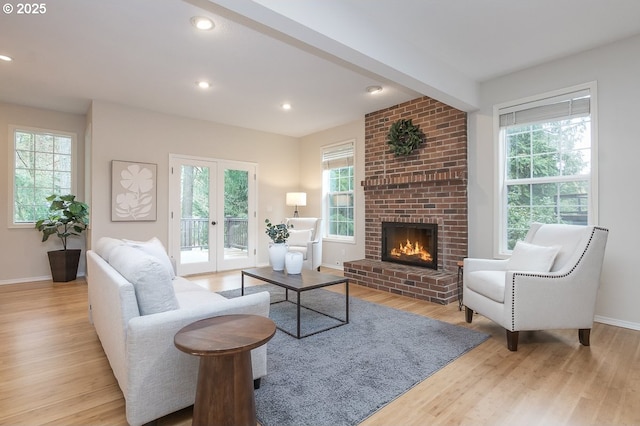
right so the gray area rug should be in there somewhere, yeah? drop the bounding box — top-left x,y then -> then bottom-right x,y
220,284 -> 489,426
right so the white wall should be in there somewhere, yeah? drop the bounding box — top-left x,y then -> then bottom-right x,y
0,102 -> 86,283
88,100 -> 300,267
299,119 -> 366,269
468,34 -> 640,328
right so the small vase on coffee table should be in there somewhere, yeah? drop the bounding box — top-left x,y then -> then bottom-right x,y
268,243 -> 287,271
285,251 -> 303,274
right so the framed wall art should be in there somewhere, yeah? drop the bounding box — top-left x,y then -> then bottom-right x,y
111,160 -> 157,221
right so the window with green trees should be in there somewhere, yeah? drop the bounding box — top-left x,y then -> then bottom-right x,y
498,85 -> 596,252
323,141 -> 355,240
11,127 -> 75,225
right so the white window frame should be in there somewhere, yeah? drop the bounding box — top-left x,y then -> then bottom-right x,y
322,140 -> 356,243
7,125 -> 78,228
493,82 -> 599,257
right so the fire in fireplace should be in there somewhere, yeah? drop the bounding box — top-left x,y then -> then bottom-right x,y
381,222 -> 437,269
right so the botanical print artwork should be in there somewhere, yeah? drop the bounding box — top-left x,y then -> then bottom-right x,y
111,161 -> 157,221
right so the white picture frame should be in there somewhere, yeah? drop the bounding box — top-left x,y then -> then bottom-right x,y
111,160 -> 157,222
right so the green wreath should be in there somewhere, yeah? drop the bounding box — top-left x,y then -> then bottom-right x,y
387,119 -> 425,156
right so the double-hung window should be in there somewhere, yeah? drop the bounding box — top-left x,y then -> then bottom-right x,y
9,126 -> 76,226
322,140 -> 355,241
496,83 -> 597,253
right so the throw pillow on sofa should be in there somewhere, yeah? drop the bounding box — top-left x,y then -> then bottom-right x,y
94,237 -> 125,263
507,241 -> 560,272
288,229 -> 313,246
109,245 -> 179,315
124,237 -> 176,279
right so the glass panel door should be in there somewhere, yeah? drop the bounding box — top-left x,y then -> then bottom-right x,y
169,156 -> 257,274
217,162 -> 256,271
169,157 -> 217,276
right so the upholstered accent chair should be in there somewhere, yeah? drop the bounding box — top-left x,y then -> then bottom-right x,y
463,223 -> 609,351
285,217 -> 323,271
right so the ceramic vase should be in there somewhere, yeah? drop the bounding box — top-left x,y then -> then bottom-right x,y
285,251 -> 303,274
268,242 -> 287,271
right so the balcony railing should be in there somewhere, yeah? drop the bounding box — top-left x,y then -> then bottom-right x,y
224,217 -> 248,250
181,217 -> 248,251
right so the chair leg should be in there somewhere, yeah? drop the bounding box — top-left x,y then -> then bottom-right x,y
465,307 -> 474,323
506,330 -> 519,351
253,378 -> 261,390
579,329 -> 591,346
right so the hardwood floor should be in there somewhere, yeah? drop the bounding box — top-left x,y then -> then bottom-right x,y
1,269 -> 639,425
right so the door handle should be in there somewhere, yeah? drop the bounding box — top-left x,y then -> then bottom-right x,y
211,221 -> 217,225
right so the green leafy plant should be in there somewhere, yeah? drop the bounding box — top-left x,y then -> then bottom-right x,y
265,219 -> 291,244
35,194 -> 89,250
387,118 -> 425,156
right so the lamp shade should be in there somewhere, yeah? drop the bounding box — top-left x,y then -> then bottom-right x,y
286,192 -> 307,207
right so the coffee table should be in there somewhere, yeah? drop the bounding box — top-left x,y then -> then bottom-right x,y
174,314 -> 276,426
241,267 -> 349,339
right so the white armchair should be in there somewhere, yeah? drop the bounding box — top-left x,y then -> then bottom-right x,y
285,217 -> 323,271
463,223 -> 609,351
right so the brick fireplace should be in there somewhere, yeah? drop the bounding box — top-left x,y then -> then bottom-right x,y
344,96 -> 467,304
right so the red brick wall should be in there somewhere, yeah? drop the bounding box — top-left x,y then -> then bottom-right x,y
363,96 -> 468,271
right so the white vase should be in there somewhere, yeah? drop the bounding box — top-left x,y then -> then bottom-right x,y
268,243 -> 287,271
285,251 -> 303,274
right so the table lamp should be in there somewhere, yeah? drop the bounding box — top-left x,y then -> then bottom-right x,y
286,192 -> 306,217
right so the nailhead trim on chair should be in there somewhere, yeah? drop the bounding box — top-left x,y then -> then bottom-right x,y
510,226 -> 609,331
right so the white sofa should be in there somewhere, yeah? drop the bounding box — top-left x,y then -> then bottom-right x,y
86,237 -> 271,426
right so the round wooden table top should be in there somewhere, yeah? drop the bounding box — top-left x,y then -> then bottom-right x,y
174,314 -> 276,357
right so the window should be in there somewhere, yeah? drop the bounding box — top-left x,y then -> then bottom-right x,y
322,141 -> 355,240
9,126 -> 76,226
496,83 -> 597,253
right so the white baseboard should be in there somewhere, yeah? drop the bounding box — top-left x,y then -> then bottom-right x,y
0,275 -> 51,285
321,263 -> 344,271
0,273 -> 86,286
594,315 -> 640,331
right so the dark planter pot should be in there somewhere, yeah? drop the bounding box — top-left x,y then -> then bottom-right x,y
47,249 -> 81,282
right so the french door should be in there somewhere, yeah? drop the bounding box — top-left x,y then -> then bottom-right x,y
169,155 -> 257,275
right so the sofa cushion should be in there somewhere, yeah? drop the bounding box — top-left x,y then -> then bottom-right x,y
109,245 -> 179,315
288,228 -> 312,247
175,288 -> 229,309
95,237 -> 125,263
507,241 -> 560,272
172,276 -> 210,293
124,237 -> 176,279
466,271 -> 506,303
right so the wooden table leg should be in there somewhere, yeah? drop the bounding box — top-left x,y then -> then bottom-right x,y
193,351 -> 256,426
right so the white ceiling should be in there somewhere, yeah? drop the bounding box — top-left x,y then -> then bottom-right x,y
1,0 -> 640,137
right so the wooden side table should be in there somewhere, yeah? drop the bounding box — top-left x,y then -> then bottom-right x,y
174,314 -> 276,426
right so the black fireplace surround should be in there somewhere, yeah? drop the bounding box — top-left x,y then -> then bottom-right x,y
381,222 -> 438,269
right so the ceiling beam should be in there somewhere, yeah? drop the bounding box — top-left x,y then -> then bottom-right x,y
187,0 -> 479,111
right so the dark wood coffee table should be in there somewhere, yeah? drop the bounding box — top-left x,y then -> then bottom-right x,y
174,314 -> 276,426
241,267 -> 349,339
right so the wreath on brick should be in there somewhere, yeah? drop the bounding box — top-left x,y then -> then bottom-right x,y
386,118 -> 425,156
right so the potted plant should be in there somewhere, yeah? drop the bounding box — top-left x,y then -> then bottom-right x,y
265,219 -> 291,271
35,194 -> 89,282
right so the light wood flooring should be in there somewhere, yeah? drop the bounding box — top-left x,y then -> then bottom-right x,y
1,269 -> 639,425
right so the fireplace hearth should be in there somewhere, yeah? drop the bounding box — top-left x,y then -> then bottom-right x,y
382,222 -> 437,269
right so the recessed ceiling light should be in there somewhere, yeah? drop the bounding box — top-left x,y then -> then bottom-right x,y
281,103 -> 292,110
197,81 -> 211,89
366,85 -> 383,94
0,55 -> 13,62
191,16 -> 214,31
